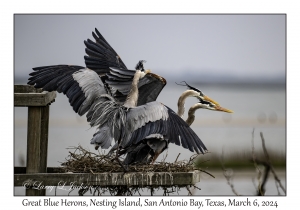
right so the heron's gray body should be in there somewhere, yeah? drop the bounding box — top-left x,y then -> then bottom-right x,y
122,89 -> 208,165
28,28 -> 208,166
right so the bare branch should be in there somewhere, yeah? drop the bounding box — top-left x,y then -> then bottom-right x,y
175,153 -> 181,162
186,186 -> 193,195
251,128 -> 262,193
198,169 -> 215,178
275,179 -> 281,195
161,149 -> 168,162
220,148 -> 240,196
260,132 -> 286,194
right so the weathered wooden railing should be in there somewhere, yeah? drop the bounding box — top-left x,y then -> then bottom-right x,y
14,85 -> 56,195
14,168 -> 201,187
14,85 -> 201,196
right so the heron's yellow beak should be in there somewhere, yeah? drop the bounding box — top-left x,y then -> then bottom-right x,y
203,95 -> 220,106
215,105 -> 233,113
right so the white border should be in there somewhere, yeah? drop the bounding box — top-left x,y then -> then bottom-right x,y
3,0 -> 297,209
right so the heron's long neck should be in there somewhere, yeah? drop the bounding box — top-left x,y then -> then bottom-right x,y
186,104 -> 203,126
177,90 -> 198,118
123,70 -> 141,108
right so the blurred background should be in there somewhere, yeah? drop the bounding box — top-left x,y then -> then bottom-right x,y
14,14 -> 286,195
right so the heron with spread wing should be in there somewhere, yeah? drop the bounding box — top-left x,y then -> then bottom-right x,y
121,82 -> 233,165
27,28 -> 227,168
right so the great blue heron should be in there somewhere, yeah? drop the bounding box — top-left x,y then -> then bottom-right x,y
28,29 -> 166,109
121,83 -> 233,165
27,28 -> 220,167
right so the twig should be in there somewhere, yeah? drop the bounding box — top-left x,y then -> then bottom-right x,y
162,149 -> 168,162
251,128 -> 263,193
193,185 -> 201,191
175,153 -> 181,162
260,132 -> 286,194
188,154 -> 200,164
254,160 -> 270,196
220,148 -> 240,196
59,146 -> 211,196
198,169 -> 215,178
275,179 -> 281,195
186,186 -> 193,195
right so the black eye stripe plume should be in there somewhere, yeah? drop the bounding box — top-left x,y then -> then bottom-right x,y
201,100 -> 213,105
135,60 -> 146,71
175,81 -> 202,93
195,97 -> 214,107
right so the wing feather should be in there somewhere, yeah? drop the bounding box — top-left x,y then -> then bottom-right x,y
123,105 -> 207,154
166,106 -> 207,153
121,102 -> 168,147
28,65 -> 107,116
84,28 -> 127,73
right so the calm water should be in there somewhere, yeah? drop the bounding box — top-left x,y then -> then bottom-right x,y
14,85 -> 286,195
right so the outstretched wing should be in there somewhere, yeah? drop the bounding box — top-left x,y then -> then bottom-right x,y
28,65 -> 125,150
28,65 -> 107,116
30,29 -> 166,107
27,29 -> 170,153
122,103 -> 207,154
166,106 -> 207,153
84,28 -> 127,74
136,73 -> 166,105
105,68 -> 167,105
84,28 -> 166,105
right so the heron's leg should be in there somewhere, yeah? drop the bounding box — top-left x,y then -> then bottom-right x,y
151,152 -> 160,164
115,157 -> 129,172
115,141 -> 128,172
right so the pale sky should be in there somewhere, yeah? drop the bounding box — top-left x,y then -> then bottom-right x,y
14,14 -> 285,82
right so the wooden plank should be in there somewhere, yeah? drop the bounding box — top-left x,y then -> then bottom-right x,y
38,106 -> 50,196
15,171 -> 201,187
14,85 -> 54,195
27,106 -> 42,173
14,91 -> 56,107
14,85 -> 43,93
14,85 -> 56,107
40,106 -> 49,173
26,106 -> 42,195
14,167 -> 62,174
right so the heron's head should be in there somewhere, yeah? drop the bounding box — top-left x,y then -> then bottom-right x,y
176,81 -> 220,105
135,60 -> 146,71
136,60 -> 151,78
197,98 -> 233,113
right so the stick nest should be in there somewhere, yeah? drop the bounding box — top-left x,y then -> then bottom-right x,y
57,146 -> 212,196
60,146 -> 200,173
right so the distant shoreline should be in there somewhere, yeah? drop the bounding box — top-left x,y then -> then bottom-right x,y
15,77 -> 285,90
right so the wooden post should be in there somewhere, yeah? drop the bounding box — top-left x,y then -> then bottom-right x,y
14,85 -> 56,196
38,105 -> 50,196
26,106 -> 43,196
26,106 -> 42,173
40,105 -> 49,173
